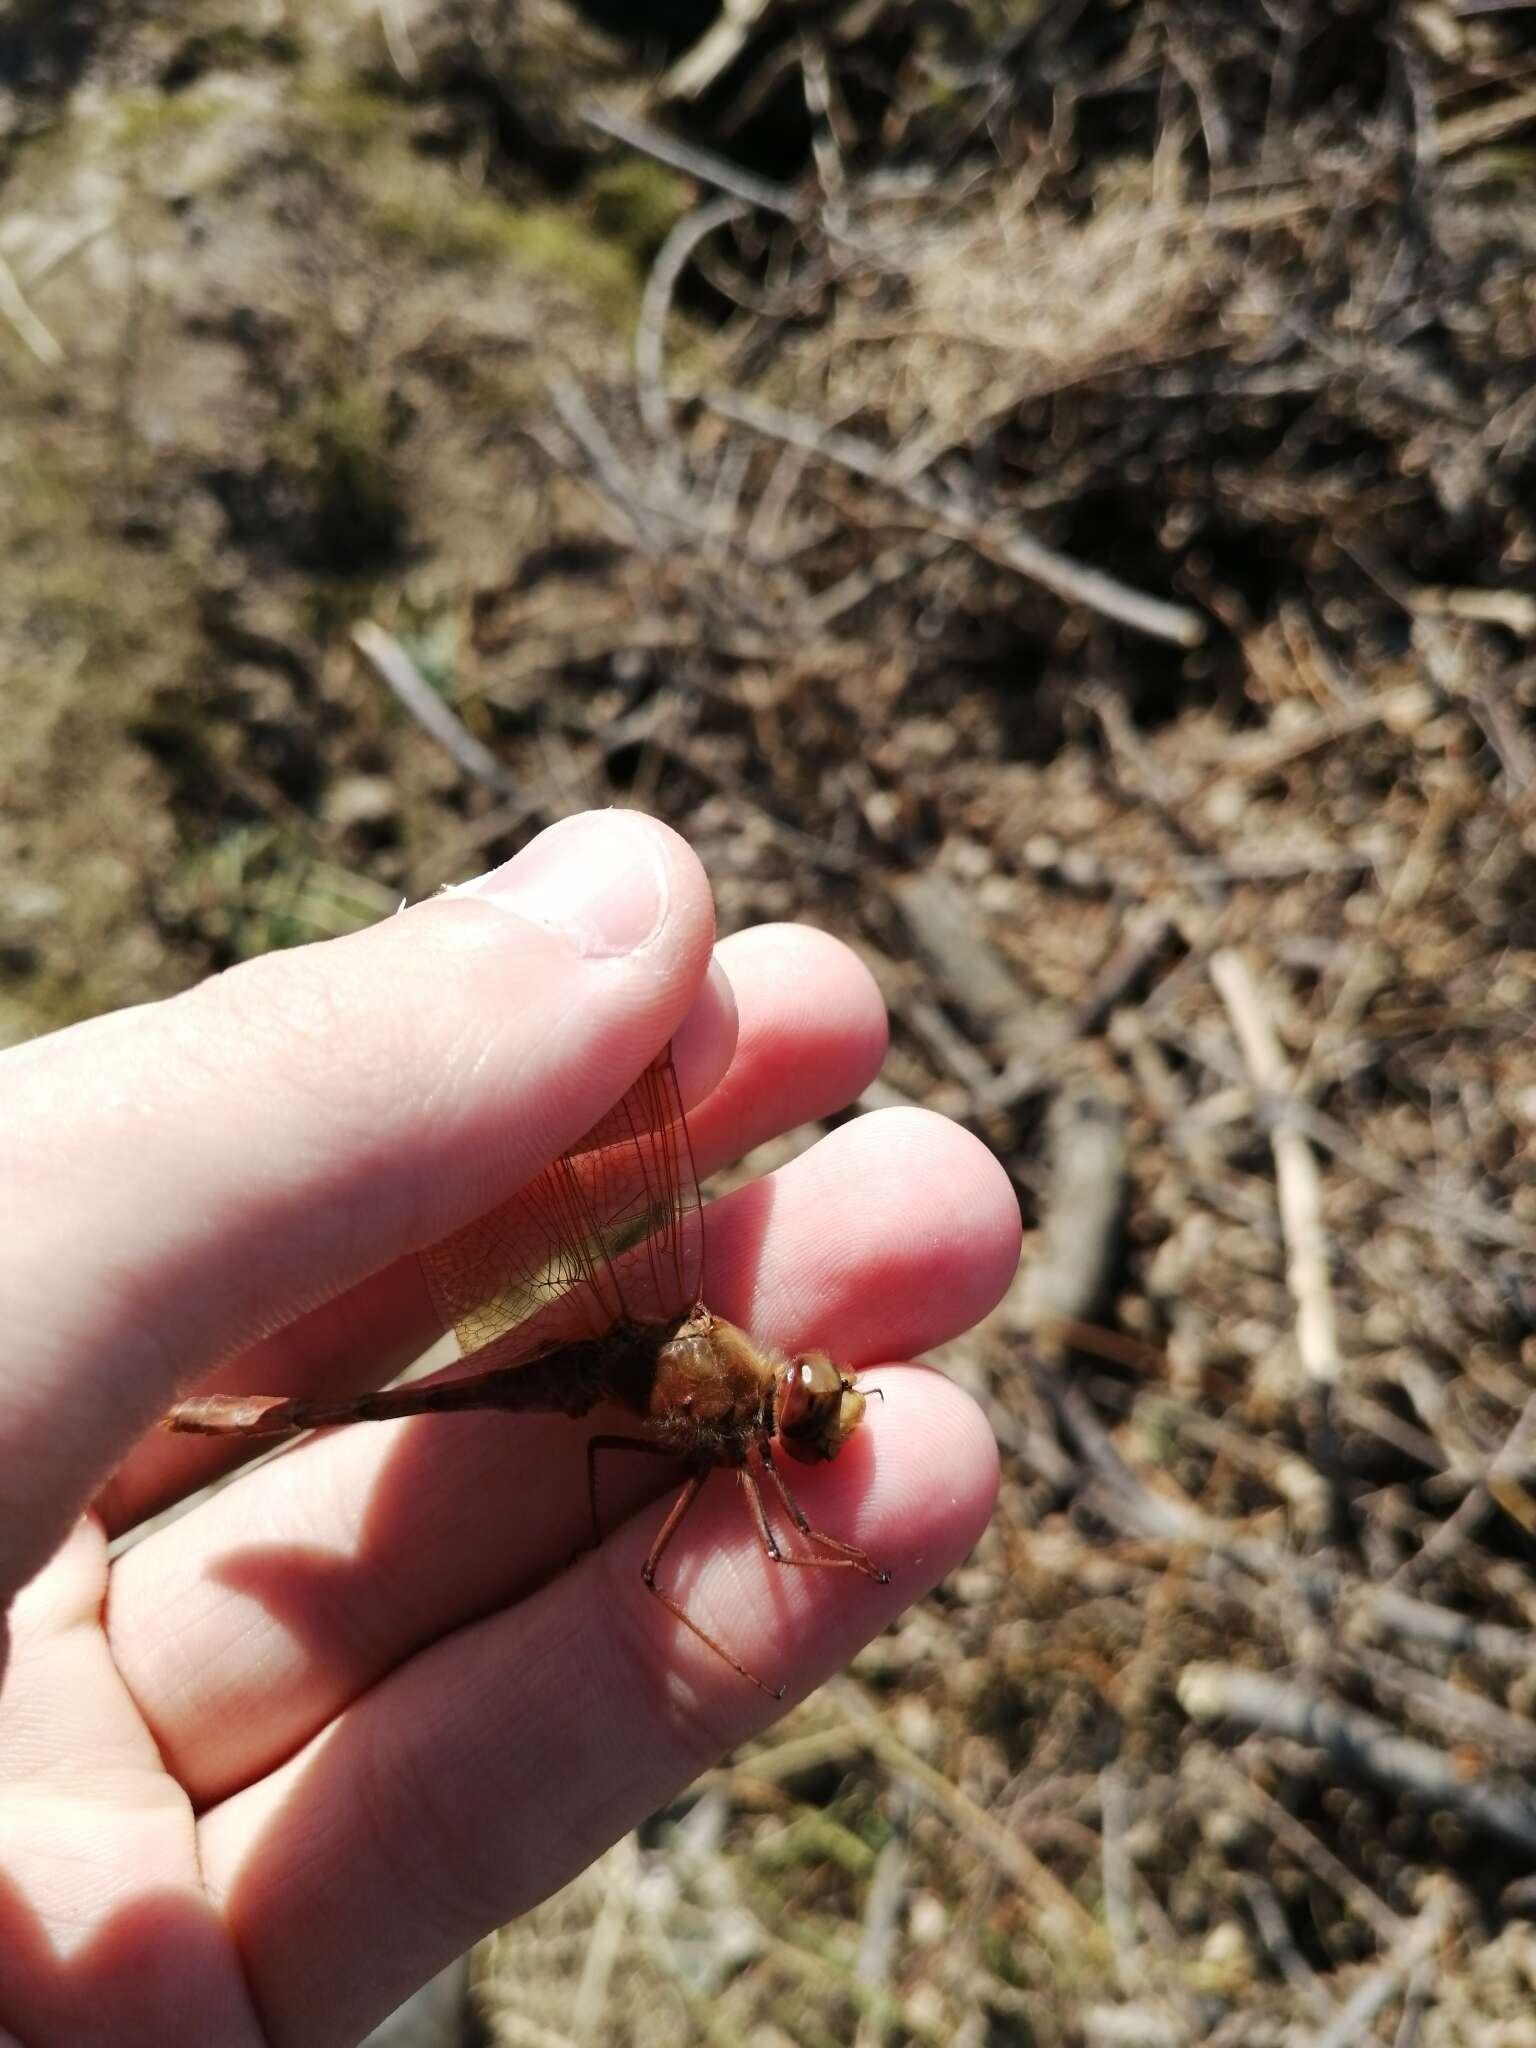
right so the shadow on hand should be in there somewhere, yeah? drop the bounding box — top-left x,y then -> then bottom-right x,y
0,1862 -> 253,2048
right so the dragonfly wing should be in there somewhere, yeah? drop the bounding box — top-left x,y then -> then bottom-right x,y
588,1041 -> 703,1321
419,1044 -> 704,1361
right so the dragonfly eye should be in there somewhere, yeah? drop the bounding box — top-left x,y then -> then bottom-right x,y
776,1353 -> 866,1464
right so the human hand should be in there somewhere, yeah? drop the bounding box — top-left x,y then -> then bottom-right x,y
0,812 -> 1019,2047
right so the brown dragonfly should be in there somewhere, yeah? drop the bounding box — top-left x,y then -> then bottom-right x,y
165,1045 -> 887,1696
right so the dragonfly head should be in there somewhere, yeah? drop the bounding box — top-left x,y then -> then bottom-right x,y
775,1353 -> 867,1465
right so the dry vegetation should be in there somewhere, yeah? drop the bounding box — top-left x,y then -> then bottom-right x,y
5,1 -> 1536,2043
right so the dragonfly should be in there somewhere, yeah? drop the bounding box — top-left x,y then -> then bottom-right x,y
165,1045 -> 887,1697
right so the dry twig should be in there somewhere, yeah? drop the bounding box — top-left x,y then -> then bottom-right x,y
890,870 -> 1035,1057
706,390 -> 1209,647
657,0 -> 775,103
1017,1088 -> 1129,1357
581,101 -> 802,219
829,1685 -> 1107,1958
0,248 -> 64,367
350,621 -> 518,799
1306,1883 -> 1455,2048
636,198 -> 746,446
1209,949 -> 1343,1386
1180,1664 -> 1536,1857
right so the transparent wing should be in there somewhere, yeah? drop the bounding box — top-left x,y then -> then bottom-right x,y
419,1044 -> 704,1361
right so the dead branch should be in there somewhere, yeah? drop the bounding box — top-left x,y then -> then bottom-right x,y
1099,1764 -> 1141,1995
1414,617 -> 1536,798
1209,949 -> 1343,1386
657,0 -> 774,104
890,869 -> 1035,1056
636,197 -> 746,446
1236,1873 -> 1338,2024
705,390 -> 1209,647
1066,1400 -> 1536,1673
1202,682 -> 1434,789
1437,81 -> 1536,157
544,376 -> 675,553
581,101 -> 802,220
830,1684 -> 1109,1957
1348,1646 -> 1536,1768
377,0 -> 420,83
1307,1884 -> 1456,2048
1162,1015 -> 1526,1250
1018,1087 -> 1129,1357
0,248 -> 64,367
852,1826 -> 906,2048
1180,1664 -> 1536,1857
1193,1753 -> 1405,1946
350,621 -> 517,798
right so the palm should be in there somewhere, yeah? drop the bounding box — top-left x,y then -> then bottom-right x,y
0,819 -> 1019,2046
2,1516 -> 262,2042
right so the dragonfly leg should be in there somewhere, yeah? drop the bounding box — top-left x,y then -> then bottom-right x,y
750,1444 -> 890,1583
585,1433 -> 684,1552
642,1469 -> 783,1699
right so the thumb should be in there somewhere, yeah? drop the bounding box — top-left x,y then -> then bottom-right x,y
0,810 -> 718,1605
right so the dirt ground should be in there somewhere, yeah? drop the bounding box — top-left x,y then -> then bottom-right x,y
5,2 -> 1536,2043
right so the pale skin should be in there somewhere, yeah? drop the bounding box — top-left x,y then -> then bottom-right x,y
0,812 -> 1020,2048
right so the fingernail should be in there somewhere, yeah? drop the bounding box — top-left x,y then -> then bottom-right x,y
450,812 -> 669,958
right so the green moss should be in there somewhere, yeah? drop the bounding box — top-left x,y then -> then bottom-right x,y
294,77 -> 401,156
372,180 -> 502,262
185,23 -> 306,70
272,383 -> 403,572
963,0 -> 1044,32
369,173 -> 638,318
508,208 -> 638,314
109,87 -> 223,156
586,157 -> 688,264
456,351 -> 546,424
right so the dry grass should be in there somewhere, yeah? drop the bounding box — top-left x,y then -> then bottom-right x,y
4,2 -> 1536,2043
